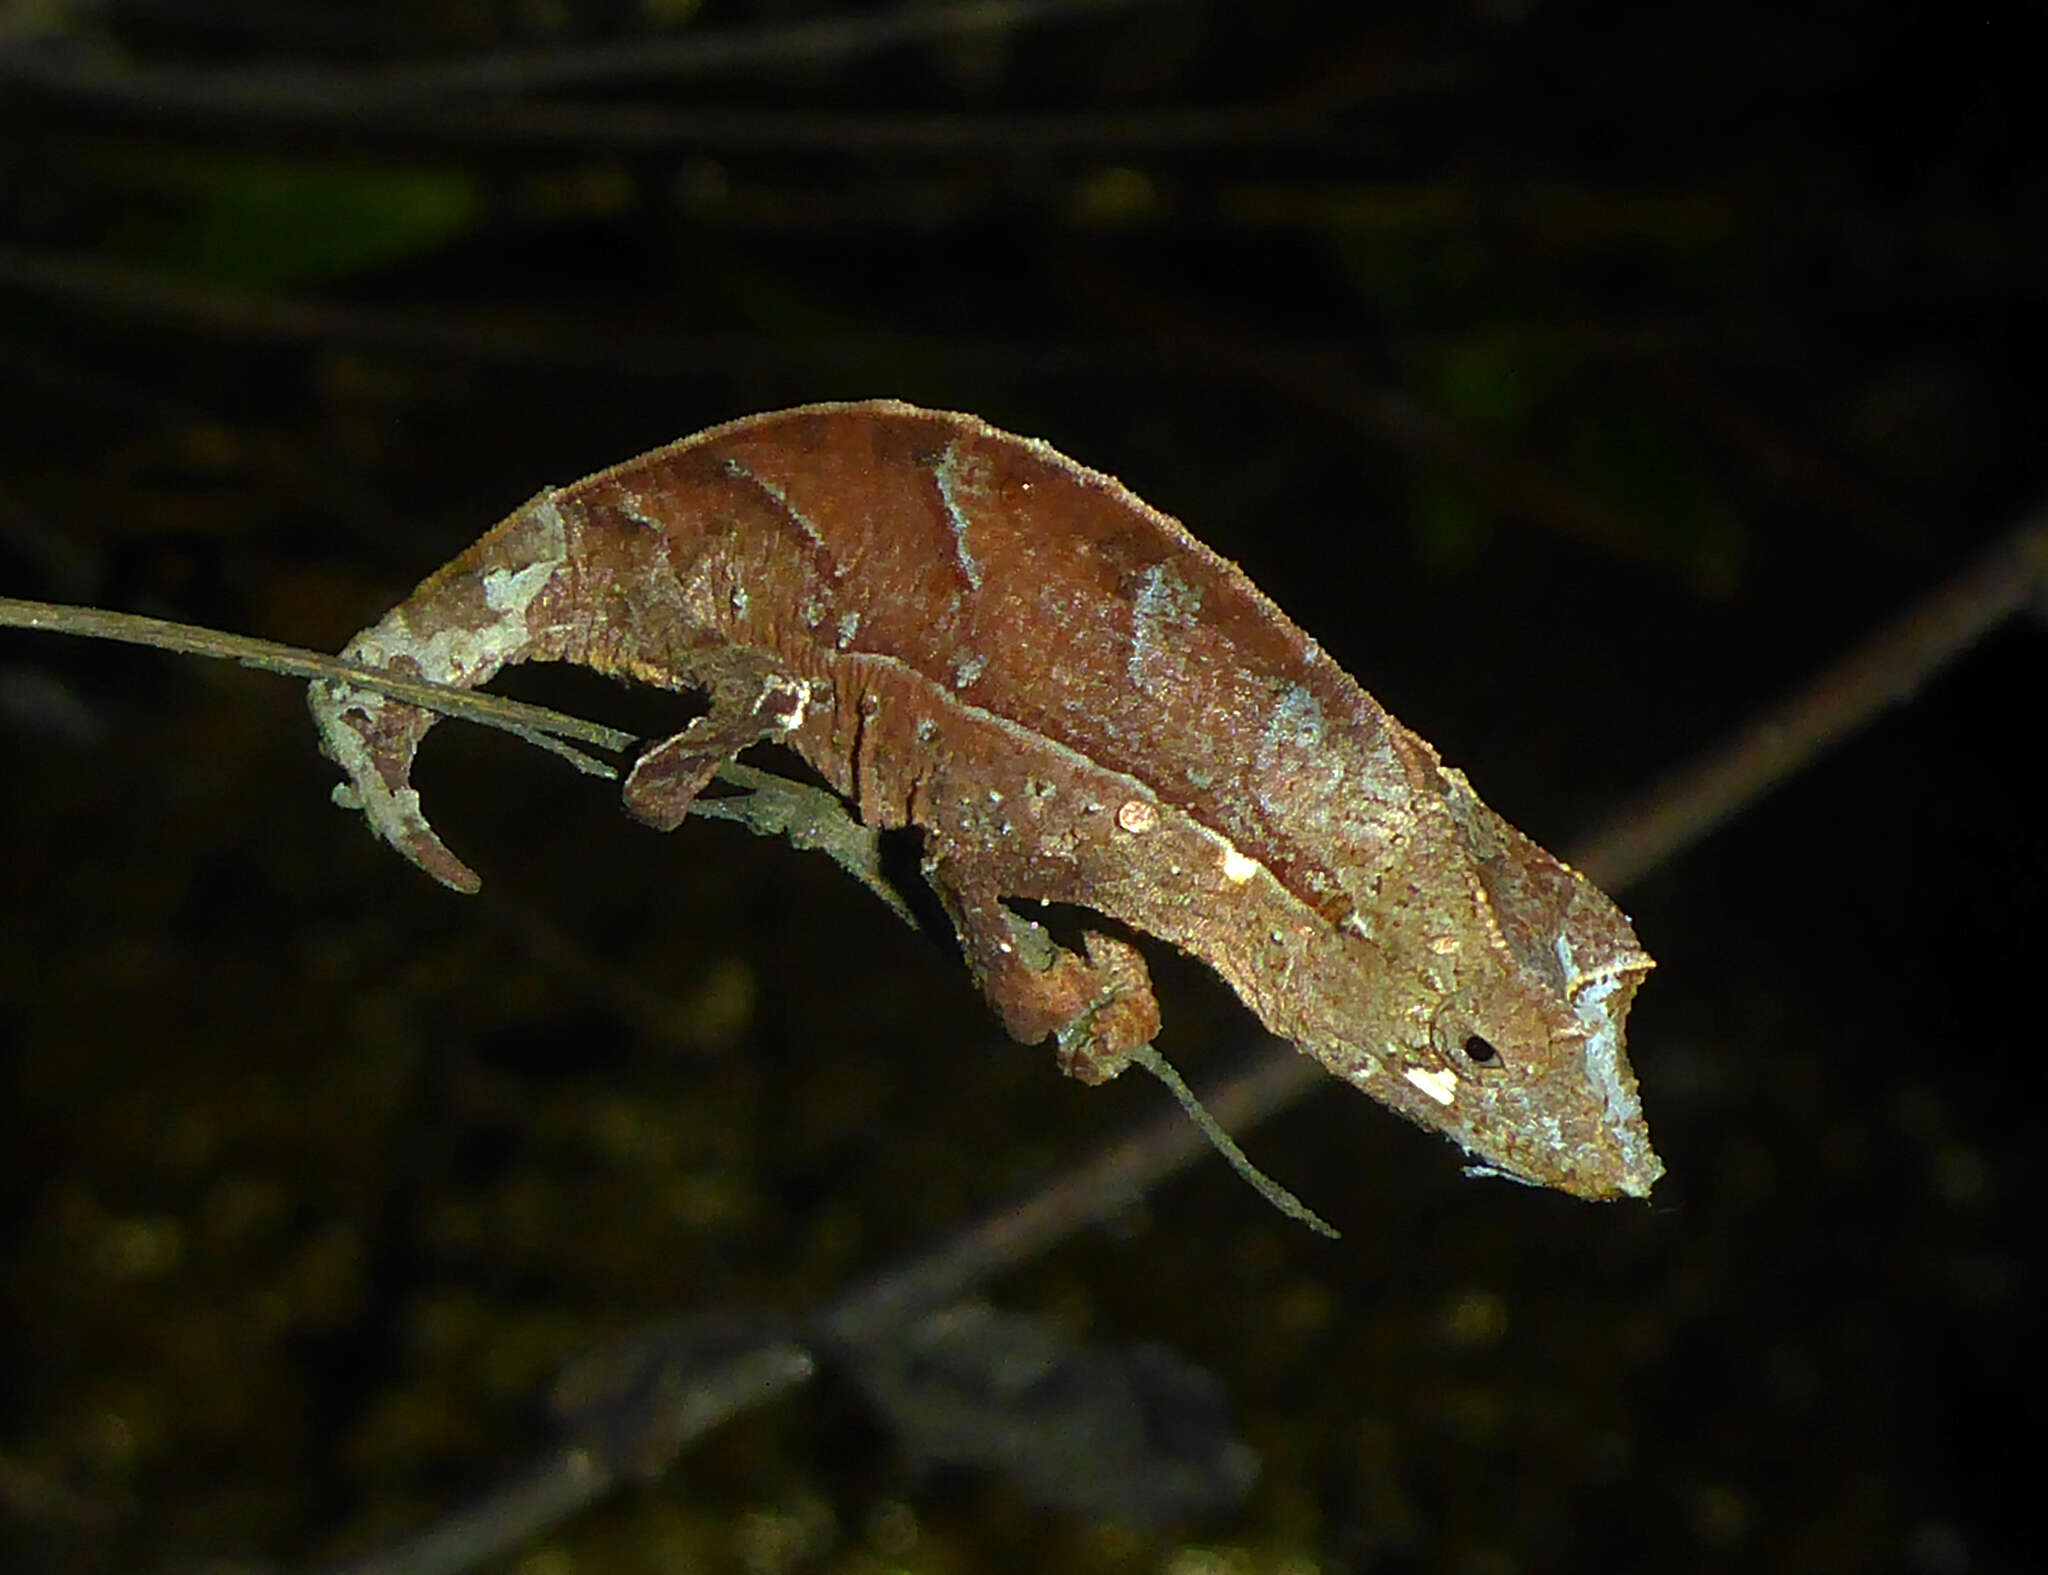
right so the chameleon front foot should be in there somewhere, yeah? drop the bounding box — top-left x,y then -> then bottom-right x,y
622,665 -> 814,831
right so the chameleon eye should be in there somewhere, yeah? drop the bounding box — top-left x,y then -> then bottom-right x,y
1460,1034 -> 1500,1066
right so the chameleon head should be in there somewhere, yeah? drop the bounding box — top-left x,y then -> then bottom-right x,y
1417,941 -> 1660,1199
1324,909 -> 1660,1199
1312,763 -> 1661,1200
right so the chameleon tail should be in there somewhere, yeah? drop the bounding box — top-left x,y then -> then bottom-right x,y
308,491 -> 574,893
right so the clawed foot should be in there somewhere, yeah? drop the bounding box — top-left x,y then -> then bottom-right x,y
928,865 -> 1163,1083
623,668 -> 813,831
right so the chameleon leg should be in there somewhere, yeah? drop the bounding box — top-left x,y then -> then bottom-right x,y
622,664 -> 814,831
924,857 -> 1162,1085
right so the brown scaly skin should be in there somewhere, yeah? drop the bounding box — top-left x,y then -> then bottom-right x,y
310,401 -> 1659,1200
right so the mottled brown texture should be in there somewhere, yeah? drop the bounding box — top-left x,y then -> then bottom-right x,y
309,400 -> 1658,1199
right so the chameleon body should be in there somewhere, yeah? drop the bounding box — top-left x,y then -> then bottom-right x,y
310,400 -> 1660,1199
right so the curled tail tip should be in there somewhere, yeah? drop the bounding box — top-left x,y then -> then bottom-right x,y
311,681 -> 482,893
409,833 -> 484,894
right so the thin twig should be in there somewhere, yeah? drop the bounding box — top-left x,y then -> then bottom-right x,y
692,761 -> 917,926
1125,1043 -> 1337,1238
0,595 -> 634,767
822,1045 -> 1324,1346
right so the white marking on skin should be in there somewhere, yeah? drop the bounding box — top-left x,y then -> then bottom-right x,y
1429,934 -> 1460,955
337,494 -> 568,688
482,558 -> 556,615
933,439 -> 987,590
731,585 -> 749,619
1473,886 -> 1512,957
1126,561 -> 1202,690
316,699 -> 431,856
1254,682 -> 1346,818
1557,931 -> 1656,1190
951,651 -> 987,689
1345,911 -> 1373,938
836,610 -> 860,647
1405,1066 -> 1458,1106
764,676 -> 811,731
1116,800 -> 1158,834
1266,683 -> 1324,750
724,459 -> 832,562
1221,844 -> 1260,883
1462,1164 -> 1540,1187
613,489 -> 664,531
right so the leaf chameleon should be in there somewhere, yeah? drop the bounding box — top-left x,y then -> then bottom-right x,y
311,401 -> 1659,1205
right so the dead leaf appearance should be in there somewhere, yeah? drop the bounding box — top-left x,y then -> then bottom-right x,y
313,401 -> 1658,1199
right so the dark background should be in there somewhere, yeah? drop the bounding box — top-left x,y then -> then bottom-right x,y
2,2 -> 2041,1571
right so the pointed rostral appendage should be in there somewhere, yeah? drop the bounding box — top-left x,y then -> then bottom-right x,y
312,401 -> 1659,1201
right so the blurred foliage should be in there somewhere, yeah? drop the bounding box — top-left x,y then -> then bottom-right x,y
1,1 -> 2043,1573
89,148 -> 485,290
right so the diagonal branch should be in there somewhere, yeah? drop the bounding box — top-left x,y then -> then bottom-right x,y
0,594 -> 634,768
1567,512 -> 2048,892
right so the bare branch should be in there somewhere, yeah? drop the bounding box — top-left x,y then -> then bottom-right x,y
692,761 -> 917,927
314,1336 -> 815,1575
1568,513 -> 2048,892
0,595 -> 634,765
